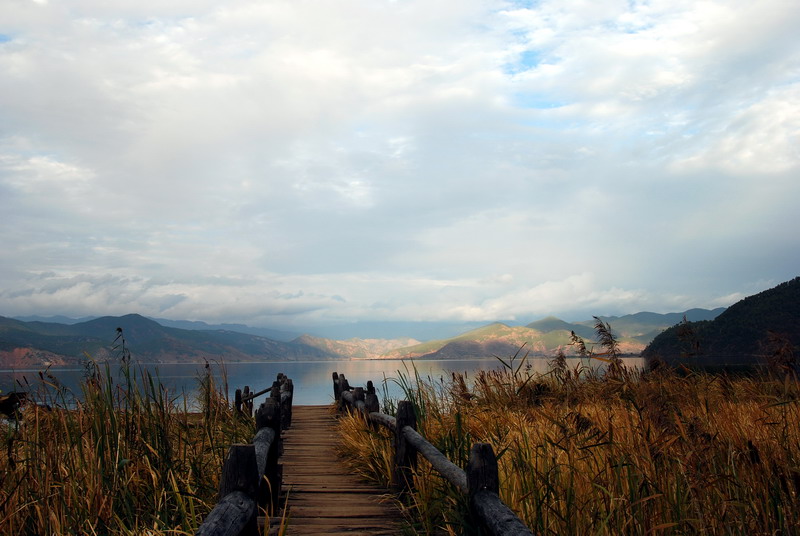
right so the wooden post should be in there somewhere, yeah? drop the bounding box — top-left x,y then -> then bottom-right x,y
217,444 -> 259,535
339,374 -> 347,411
338,374 -> 351,411
365,391 -> 380,430
286,379 -> 294,427
332,372 -> 340,401
235,388 -> 243,415
243,386 -> 252,417
220,444 -> 259,498
365,381 -> 380,413
271,380 -> 281,400
352,387 -> 365,419
280,380 -> 293,430
467,443 -> 499,497
467,443 -> 534,536
393,400 -> 418,492
256,398 -> 283,512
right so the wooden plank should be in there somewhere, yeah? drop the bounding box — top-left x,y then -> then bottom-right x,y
278,405 -> 402,535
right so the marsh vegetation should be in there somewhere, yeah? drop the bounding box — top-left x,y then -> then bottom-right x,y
337,350 -> 800,534
0,359 -> 253,535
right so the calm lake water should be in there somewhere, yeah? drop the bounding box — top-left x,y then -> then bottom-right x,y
1,357 -> 644,407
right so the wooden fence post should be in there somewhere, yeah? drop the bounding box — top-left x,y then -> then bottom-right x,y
365,384 -> 380,431
467,443 -> 533,536
393,400 -> 418,492
256,398 -> 283,512
338,374 -> 351,411
217,444 -> 259,536
467,443 -> 499,497
235,388 -> 243,415
242,386 -> 252,417
365,381 -> 380,413
332,372 -> 340,401
280,379 -> 293,430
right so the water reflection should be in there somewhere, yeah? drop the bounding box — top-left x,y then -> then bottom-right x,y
0,357 -> 644,407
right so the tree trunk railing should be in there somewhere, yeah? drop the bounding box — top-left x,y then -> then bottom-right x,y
332,371 -> 534,536
196,374 -> 293,536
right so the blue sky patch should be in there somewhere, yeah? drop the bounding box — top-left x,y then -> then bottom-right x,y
512,91 -> 565,110
504,50 -> 544,75
0,34 -> 12,43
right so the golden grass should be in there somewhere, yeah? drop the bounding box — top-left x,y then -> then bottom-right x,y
337,363 -> 800,535
0,362 -> 254,535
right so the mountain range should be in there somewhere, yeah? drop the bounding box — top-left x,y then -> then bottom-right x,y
1,307 -> 725,368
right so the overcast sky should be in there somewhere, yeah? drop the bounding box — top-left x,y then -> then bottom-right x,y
1,0 -> 798,333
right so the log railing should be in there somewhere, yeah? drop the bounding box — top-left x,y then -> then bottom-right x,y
332,371 -> 534,536
196,374 -> 293,536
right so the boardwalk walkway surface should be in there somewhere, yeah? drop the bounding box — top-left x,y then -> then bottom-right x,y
274,405 -> 403,535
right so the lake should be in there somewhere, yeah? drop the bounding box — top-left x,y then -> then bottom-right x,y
0,357 -> 645,407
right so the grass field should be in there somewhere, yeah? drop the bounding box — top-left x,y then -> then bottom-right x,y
337,358 -> 800,535
0,360 -> 253,535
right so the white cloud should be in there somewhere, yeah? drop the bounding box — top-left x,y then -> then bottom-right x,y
0,0 -> 798,334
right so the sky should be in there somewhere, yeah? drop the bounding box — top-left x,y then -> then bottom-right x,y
1,0 -> 798,336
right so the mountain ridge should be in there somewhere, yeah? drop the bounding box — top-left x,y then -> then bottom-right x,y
0,313 -> 334,367
2,307 -> 726,368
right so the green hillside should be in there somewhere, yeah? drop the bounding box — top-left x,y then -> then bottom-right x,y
0,314 -> 334,366
643,277 -> 800,365
527,316 -> 596,339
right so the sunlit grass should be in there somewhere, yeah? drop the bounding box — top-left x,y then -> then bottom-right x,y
337,360 -> 800,535
0,360 -> 254,535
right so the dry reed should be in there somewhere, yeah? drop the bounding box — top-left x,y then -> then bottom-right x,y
337,362 -> 800,535
0,360 -> 254,535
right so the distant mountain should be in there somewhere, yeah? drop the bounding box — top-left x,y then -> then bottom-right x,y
382,308 -> 726,361
643,278 -> 800,364
1,306 -> 732,367
572,308 -> 726,345
150,317 -> 301,342
0,314 -> 335,368
293,335 -> 421,359
300,320 -> 491,341
381,322 -> 632,360
526,316 -> 596,340
12,314 -> 97,325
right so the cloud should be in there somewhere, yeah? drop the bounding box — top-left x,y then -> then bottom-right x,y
0,0 -> 798,334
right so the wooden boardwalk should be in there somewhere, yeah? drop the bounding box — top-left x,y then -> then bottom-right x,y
273,405 -> 402,535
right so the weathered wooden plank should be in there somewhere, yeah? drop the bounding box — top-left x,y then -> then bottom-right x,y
287,505 -> 396,517
279,405 -> 402,535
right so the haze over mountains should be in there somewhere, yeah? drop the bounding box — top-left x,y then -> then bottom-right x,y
1,307 -> 725,368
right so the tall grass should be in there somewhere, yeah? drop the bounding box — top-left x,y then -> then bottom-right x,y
0,359 -> 253,535
337,360 -> 800,535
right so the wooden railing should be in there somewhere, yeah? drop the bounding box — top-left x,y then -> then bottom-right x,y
333,371 -> 534,536
196,374 -> 293,536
